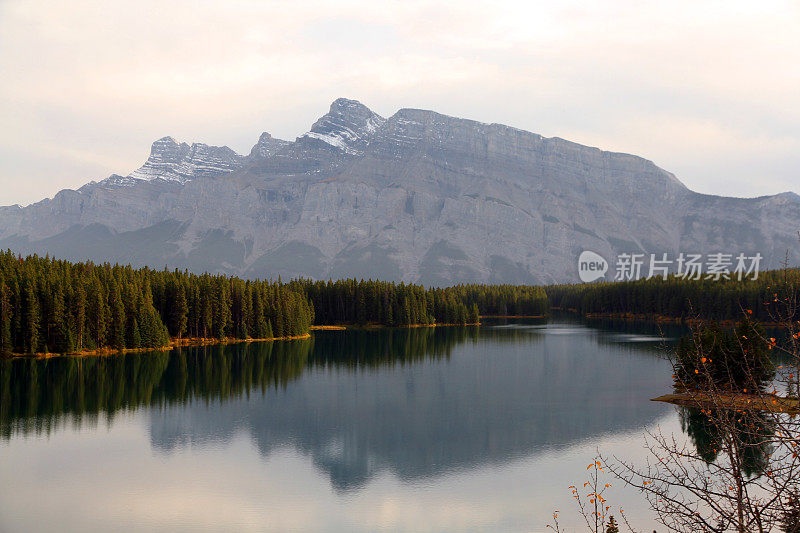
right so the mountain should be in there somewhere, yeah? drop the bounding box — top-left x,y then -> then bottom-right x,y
1,97 -> 798,285
127,136 -> 245,184
298,97 -> 385,156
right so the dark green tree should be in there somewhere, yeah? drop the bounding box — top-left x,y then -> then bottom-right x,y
73,280 -> 86,350
171,282 -> 189,339
109,282 -> 126,349
0,279 -> 11,353
24,279 -> 39,354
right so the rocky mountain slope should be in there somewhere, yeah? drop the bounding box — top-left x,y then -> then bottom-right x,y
1,98 -> 798,284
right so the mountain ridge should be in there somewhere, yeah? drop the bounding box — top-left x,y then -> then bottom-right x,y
1,98 -> 797,285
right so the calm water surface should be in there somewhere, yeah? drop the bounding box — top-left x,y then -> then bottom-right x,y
0,317 -> 686,532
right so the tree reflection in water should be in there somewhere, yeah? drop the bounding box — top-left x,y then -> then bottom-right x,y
0,325 -> 492,438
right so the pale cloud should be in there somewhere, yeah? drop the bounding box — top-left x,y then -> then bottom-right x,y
0,0 -> 798,205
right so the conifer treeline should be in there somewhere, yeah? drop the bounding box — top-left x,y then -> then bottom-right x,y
293,279 -> 548,326
547,270 -> 800,322
0,251 -> 170,354
0,252 -> 313,355
148,269 -> 313,341
0,252 -> 551,355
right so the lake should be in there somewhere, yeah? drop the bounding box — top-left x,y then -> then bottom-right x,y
0,317 -> 686,532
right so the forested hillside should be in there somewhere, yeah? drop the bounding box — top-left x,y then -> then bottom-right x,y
547,270 -> 800,322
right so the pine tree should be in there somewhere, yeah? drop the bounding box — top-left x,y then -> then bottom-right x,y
201,278 -> 213,338
139,281 -> 169,348
24,279 -> 39,354
605,516 -> 620,533
130,317 -> 142,348
88,276 -> 107,348
252,289 -> 268,338
241,283 -> 253,338
51,282 -> 72,353
191,283 -> 201,337
356,288 -> 367,325
402,296 -> 412,325
384,291 -> 393,326
109,282 -> 126,349
9,275 -> 21,352
469,303 -> 480,324
171,282 -> 189,339
212,278 -> 230,339
274,302 -> 285,338
0,278 -> 11,354
74,280 -> 86,350
121,279 -> 139,348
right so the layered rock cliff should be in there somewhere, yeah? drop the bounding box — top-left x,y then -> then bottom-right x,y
1,98 -> 797,284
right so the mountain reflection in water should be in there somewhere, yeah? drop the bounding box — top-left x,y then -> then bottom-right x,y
1,319 -> 674,492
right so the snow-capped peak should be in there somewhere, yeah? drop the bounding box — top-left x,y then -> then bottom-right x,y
299,98 -> 386,155
127,136 -> 245,184
249,132 -> 291,159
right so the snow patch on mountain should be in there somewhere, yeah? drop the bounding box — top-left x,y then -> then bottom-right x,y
301,131 -> 359,153
299,98 -> 386,156
128,136 -> 245,184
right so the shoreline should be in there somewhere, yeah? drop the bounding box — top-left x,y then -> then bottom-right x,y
311,322 -> 481,330
652,392 -> 799,414
479,314 -> 546,319
1,333 -> 312,360
171,334 -> 312,348
1,321 -> 489,359
5,310 -> 785,360
552,308 -> 787,328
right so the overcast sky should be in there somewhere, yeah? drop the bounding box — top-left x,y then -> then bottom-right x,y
1,0 -> 798,206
